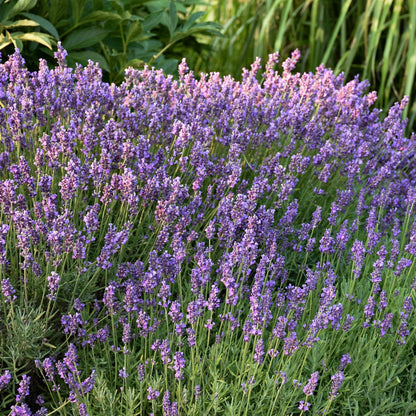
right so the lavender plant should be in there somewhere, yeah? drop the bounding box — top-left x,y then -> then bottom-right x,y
0,44 -> 415,415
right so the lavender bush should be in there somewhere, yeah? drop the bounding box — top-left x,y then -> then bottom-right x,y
0,44 -> 415,415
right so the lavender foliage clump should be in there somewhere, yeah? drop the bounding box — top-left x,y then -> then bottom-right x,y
0,45 -> 415,415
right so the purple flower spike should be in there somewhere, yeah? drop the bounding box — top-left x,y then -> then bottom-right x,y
16,375 -> 30,403
329,371 -> 345,398
303,371 -> 319,396
0,370 -> 12,389
79,403 -> 89,416
1,278 -> 17,302
173,351 -> 186,380
46,271 -> 60,301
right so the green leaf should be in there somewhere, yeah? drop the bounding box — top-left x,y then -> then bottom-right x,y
9,0 -> 37,18
180,22 -> 223,37
142,10 -> 164,32
0,2 -> 15,22
20,12 -> 60,39
70,0 -> 87,25
126,20 -> 142,45
78,10 -> 123,26
167,0 -> 178,39
14,32 -> 55,49
67,50 -> 110,72
110,0 -> 124,15
63,27 -> 110,50
48,0 -> 69,26
145,0 -> 170,12
4,19 -> 39,28
182,11 -> 205,31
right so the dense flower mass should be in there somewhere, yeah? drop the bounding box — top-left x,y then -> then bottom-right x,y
0,44 -> 415,415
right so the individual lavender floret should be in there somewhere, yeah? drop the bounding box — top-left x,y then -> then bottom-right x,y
0,369 -> 12,389
329,371 -> 345,398
119,367 -> 128,379
1,278 -> 17,302
303,371 -> 319,396
298,401 -> 310,411
338,354 -> 351,371
73,298 -> 85,312
147,387 -> 160,400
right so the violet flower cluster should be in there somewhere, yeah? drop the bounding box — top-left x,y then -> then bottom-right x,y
0,43 -> 415,415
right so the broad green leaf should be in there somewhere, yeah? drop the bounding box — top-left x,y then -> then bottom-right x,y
70,0 -> 87,25
0,2 -> 15,22
110,0 -> 124,14
14,31 -> 55,49
63,27 -> 110,50
142,10 -> 164,32
67,50 -> 110,72
145,0 -> 170,11
77,10 -> 123,26
182,11 -> 205,31
48,0 -> 68,25
180,22 -> 223,37
168,0 -> 177,38
4,19 -> 39,28
21,13 -> 60,39
9,0 -> 37,18
126,20 -> 142,45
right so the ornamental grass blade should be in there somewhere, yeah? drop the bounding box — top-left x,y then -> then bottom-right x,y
273,0 -> 293,57
322,0 -> 353,67
380,0 -> 404,107
403,0 -> 416,121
